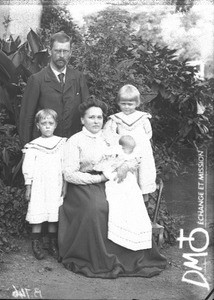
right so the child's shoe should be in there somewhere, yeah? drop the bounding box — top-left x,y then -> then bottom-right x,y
48,233 -> 59,259
32,239 -> 45,260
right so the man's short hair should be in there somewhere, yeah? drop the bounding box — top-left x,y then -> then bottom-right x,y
50,31 -> 71,49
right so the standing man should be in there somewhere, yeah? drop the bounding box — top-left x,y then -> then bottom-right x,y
19,31 -> 89,145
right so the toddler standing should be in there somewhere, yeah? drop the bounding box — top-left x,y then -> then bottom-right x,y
104,84 -> 157,203
22,109 -> 67,260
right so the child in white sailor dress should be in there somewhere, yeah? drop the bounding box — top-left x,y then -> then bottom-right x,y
22,109 -> 67,260
104,84 -> 157,203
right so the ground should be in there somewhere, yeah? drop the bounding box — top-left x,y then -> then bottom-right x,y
0,238 -> 213,300
0,159 -> 213,300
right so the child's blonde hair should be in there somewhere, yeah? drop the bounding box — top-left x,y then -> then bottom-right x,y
117,84 -> 141,106
35,109 -> 58,124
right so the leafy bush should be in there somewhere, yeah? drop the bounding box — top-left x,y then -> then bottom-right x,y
0,106 -> 24,254
0,181 -> 28,253
133,6 -> 213,64
147,191 -> 182,246
72,8 -> 213,174
0,5 -> 213,252
0,184 -> 27,234
0,105 -> 23,186
40,1 -> 82,46
0,134 -> 22,185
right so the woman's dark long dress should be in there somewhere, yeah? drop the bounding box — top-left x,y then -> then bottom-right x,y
58,128 -> 167,278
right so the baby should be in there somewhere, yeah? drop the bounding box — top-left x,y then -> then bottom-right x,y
95,135 -> 137,180
94,135 -> 152,251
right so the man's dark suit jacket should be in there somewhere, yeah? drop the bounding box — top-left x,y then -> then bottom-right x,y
19,65 -> 89,145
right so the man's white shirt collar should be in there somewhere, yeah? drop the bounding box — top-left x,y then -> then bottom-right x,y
50,65 -> 67,82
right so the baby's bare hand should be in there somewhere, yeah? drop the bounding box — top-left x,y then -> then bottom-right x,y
115,164 -> 129,183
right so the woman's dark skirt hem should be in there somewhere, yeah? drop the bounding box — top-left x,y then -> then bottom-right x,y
58,182 -> 167,279
63,262 -> 166,279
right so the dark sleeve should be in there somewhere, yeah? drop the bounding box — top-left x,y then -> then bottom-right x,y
19,75 -> 40,146
79,72 -> 89,103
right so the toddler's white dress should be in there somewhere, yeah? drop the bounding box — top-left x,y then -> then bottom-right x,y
104,111 -> 156,194
22,136 -> 67,224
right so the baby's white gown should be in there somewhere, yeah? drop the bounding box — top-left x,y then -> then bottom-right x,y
97,151 -> 152,251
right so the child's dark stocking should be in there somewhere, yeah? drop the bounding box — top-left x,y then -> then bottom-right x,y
31,232 -> 45,260
48,232 -> 59,259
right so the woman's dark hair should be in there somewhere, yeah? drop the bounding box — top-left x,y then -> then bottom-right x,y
79,96 -> 108,117
50,31 -> 71,49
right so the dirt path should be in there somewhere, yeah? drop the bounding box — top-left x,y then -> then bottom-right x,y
1,164 -> 213,299
0,237 -> 213,300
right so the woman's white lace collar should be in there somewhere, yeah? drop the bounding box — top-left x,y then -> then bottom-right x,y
82,126 -> 103,138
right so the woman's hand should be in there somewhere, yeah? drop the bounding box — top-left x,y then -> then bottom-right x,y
100,174 -> 108,182
25,185 -> 32,201
61,181 -> 67,198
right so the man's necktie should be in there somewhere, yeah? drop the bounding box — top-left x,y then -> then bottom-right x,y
58,73 -> 64,87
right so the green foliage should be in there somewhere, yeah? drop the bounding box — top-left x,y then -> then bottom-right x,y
132,5 -> 214,70
0,135 -> 22,186
147,191 -> 182,246
0,30 -> 49,128
175,0 -> 194,13
0,182 -> 27,253
0,5 -> 213,252
0,34 -> 21,56
0,108 -> 25,254
73,8 -> 213,173
0,7 -> 213,180
40,2 -> 82,47
0,106 -> 23,186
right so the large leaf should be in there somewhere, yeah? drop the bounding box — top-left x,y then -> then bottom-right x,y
1,35 -> 21,55
141,93 -> 158,103
12,157 -> 24,185
27,29 -> 42,55
0,50 -> 17,84
16,64 -> 32,83
9,43 -> 27,68
0,86 -> 13,112
33,49 -> 49,69
14,35 -> 22,48
2,148 -> 10,166
0,63 -> 10,82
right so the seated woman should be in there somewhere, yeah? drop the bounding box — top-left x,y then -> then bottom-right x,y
58,96 -> 167,278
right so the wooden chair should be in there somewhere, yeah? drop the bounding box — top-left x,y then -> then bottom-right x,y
148,179 -> 164,247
